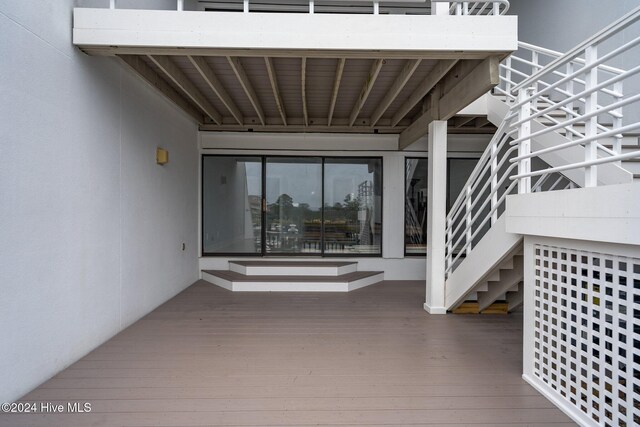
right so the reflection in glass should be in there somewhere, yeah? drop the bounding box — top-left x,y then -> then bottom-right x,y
202,156 -> 262,254
405,158 -> 428,255
265,157 -> 322,254
324,158 -> 382,255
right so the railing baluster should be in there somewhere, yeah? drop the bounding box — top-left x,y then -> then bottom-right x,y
309,0 -> 314,14
612,80 -> 623,163
109,0 -> 115,9
243,0 -> 249,13
584,44 -> 599,187
446,217 -> 452,275
177,0 -> 183,11
373,1 -> 379,15
490,140 -> 498,225
517,88 -> 533,194
465,186 -> 472,255
565,62 -> 574,141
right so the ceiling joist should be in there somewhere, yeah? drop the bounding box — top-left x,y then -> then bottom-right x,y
188,55 -> 243,125
227,56 -> 266,126
371,59 -> 422,127
148,55 -> 222,124
349,58 -> 384,127
327,58 -> 346,127
118,55 -> 204,124
301,57 -> 309,127
264,57 -> 287,126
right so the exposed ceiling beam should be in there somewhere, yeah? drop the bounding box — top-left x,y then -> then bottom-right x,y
452,115 -> 477,128
301,57 -> 308,127
399,56 -> 500,149
349,58 -> 384,127
118,55 -> 204,124
391,59 -> 458,127
148,55 -> 222,125
227,56 -> 266,125
327,58 -> 346,127
475,117 -> 491,128
188,56 -> 243,125
264,57 -> 287,126
371,59 -> 421,127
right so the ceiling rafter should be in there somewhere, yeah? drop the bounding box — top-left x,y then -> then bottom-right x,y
264,57 -> 287,126
118,55 -> 204,124
370,59 -> 422,127
188,56 -> 243,125
148,55 -> 222,124
349,58 -> 384,127
327,58 -> 346,127
227,56 -> 266,126
391,59 -> 458,127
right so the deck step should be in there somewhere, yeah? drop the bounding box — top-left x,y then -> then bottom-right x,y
202,269 -> 384,292
451,301 -> 509,314
229,260 -> 357,276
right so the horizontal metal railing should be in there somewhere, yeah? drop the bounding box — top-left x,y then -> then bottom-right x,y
103,0 -> 509,15
445,5 -> 640,278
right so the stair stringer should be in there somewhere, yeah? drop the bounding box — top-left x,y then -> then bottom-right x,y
444,215 -> 523,310
487,94 -> 633,186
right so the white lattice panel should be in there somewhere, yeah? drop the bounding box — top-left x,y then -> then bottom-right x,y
532,244 -> 639,426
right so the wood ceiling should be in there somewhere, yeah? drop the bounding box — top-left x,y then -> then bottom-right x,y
119,54 -> 499,139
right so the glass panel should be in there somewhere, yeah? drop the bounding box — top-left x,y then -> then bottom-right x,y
265,157 -> 322,254
448,158 -> 479,211
323,158 -> 382,255
405,158 -> 428,255
202,156 -> 262,254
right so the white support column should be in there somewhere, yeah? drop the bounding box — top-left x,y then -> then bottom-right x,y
431,1 -> 450,15
518,88 -> 532,194
424,120 -> 448,315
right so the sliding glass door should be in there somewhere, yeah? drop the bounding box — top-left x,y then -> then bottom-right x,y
265,157 -> 322,255
202,155 -> 382,257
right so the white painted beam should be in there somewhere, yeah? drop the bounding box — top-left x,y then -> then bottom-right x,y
327,58 -> 345,127
227,56 -> 266,126
371,59 -> 421,127
301,57 -> 308,127
391,59 -> 457,127
264,57 -> 287,126
424,120 -> 448,315
188,55 -> 243,124
118,55 -> 204,124
74,10 -> 518,56
349,58 -> 384,127
148,55 -> 222,124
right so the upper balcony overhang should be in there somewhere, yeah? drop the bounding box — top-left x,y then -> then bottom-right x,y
73,5 -> 517,147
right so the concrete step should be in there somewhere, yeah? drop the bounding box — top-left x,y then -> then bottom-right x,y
229,260 -> 357,276
202,269 -> 384,292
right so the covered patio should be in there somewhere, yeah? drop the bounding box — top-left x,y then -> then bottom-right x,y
3,281 -> 573,426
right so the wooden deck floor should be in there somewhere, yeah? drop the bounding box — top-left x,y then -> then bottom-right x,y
1,280 -> 574,426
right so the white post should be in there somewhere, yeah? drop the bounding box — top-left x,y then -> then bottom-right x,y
243,0 -> 249,13
109,0 -> 116,9
309,0 -> 314,14
431,1 -> 450,15
177,0 -> 183,11
373,1 -> 379,15
521,236 -> 535,381
490,140 -> 498,225
584,45 -> 598,187
425,120 -> 448,315
518,88 -> 532,194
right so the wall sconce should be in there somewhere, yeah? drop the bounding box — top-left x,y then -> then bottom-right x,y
156,148 -> 169,165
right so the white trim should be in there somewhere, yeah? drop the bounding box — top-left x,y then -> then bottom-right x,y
423,303 -> 447,314
523,374 -> 597,427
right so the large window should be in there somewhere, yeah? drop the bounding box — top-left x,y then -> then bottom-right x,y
404,157 -> 479,255
202,155 -> 382,256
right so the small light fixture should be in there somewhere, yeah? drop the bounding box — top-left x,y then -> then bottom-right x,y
156,148 -> 169,165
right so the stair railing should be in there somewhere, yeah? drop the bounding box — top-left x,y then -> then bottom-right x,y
430,1 -> 510,16
445,5 -> 640,278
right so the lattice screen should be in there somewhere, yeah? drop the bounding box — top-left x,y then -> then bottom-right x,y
532,244 -> 639,426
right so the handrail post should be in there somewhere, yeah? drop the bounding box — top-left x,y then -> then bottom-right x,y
504,56 -> 512,96
465,186 -> 472,255
309,0 -> 314,14
446,217 -> 452,277
565,62 -> 574,141
584,45 -> 599,187
612,80 -> 623,164
490,138 -> 498,225
517,88 -> 533,194
243,0 -> 249,13
177,0 -> 183,11
373,1 -> 379,15
493,1 -> 500,15
109,0 -> 115,9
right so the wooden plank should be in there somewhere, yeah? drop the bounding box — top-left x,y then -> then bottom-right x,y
226,56 -> 266,125
13,281 -> 572,426
264,57 -> 287,126
148,55 -> 222,124
117,55 -> 204,124
371,59 -> 421,127
391,59 -> 457,127
348,58 -> 384,127
327,58 -> 345,127
188,56 -> 243,125
452,115 -> 477,128
398,56 -> 500,149
301,57 -> 308,127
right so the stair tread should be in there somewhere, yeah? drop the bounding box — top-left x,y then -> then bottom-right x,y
229,260 -> 356,267
203,270 -> 383,282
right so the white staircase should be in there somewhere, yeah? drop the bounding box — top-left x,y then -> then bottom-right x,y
203,260 -> 384,292
444,23 -> 640,311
